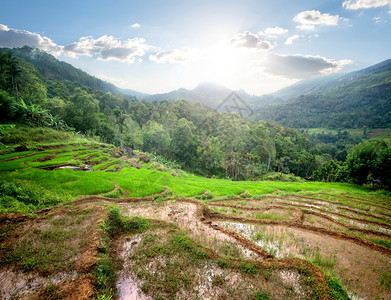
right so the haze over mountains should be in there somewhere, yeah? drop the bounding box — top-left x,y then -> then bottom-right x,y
5,46 -> 391,129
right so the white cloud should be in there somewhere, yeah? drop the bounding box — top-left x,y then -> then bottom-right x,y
131,23 -> 141,28
0,24 -> 150,63
0,24 -> 62,55
259,26 -> 288,38
373,16 -> 382,22
229,31 -> 273,50
343,0 -> 391,10
0,24 -> 9,31
63,35 -> 149,63
149,49 -> 188,63
261,54 -> 352,79
294,10 -> 341,30
285,35 -> 300,45
296,24 -> 316,31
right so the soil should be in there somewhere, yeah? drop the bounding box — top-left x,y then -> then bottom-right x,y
1,189 -> 390,299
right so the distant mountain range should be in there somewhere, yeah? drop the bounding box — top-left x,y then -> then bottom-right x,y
6,46 -> 390,129
145,82 -> 267,109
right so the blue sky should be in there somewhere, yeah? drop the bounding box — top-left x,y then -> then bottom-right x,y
1,0 -> 390,95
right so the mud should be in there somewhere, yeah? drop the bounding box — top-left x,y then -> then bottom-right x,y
218,222 -> 391,300
116,235 -> 152,300
2,187 -> 390,299
119,200 -> 259,260
304,193 -> 391,214
0,267 -> 80,299
211,197 -> 391,237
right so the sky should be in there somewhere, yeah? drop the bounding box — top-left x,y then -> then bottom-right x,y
0,0 -> 390,95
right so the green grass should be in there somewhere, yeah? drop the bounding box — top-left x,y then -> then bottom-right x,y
0,126 -> 96,147
327,277 -> 350,300
0,155 -> 378,213
0,150 -> 34,160
93,159 -> 121,171
373,239 -> 391,249
0,126 -> 387,214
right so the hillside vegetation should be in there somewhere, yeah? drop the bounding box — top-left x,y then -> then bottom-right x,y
254,59 -> 391,129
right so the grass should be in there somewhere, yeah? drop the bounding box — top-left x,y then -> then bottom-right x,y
1,134 -> 378,211
0,179 -> 69,214
373,239 -> 391,249
327,276 -> 350,300
0,126 -> 96,148
93,159 -> 121,171
0,207 -> 96,274
0,150 -> 34,160
380,271 -> 391,290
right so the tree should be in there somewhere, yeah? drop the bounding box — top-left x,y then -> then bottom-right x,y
113,108 -> 128,147
171,118 -> 198,168
374,147 -> 391,190
64,88 -> 99,133
253,124 -> 276,172
142,121 -> 171,155
196,136 -> 224,174
7,55 -> 21,100
345,140 -> 387,185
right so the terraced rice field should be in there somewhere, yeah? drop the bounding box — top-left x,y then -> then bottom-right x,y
1,142 -> 390,299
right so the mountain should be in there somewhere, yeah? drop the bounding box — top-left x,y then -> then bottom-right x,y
268,59 -> 391,101
4,46 -> 120,95
146,81 -> 244,107
254,59 -> 391,129
117,87 -> 149,99
145,81 -> 286,112
269,74 -> 342,101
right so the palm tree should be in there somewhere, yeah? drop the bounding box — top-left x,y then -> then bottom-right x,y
18,99 -> 50,127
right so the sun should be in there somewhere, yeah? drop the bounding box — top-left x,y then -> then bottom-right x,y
193,43 -> 249,86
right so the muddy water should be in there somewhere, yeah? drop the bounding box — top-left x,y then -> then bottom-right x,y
218,221 -> 391,300
117,274 -> 151,300
119,201 -> 259,260
116,235 -> 152,300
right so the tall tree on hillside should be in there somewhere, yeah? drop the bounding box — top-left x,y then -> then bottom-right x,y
7,55 -> 21,100
253,124 -> 276,172
114,108 -> 128,147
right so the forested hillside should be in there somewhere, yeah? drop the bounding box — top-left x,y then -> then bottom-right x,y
1,47 -> 391,188
254,59 -> 391,129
